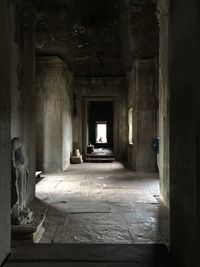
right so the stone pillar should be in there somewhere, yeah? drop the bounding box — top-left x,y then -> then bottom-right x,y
10,0 -> 36,203
36,56 -> 73,172
0,0 -> 11,264
127,66 -> 137,170
22,2 -> 36,202
135,59 -> 157,172
157,0 -> 169,205
169,0 -> 199,265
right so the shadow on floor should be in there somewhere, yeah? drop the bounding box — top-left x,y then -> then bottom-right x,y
4,244 -> 178,267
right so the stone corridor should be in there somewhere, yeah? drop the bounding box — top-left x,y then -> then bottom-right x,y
29,162 -> 169,245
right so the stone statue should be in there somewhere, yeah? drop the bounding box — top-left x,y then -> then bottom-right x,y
11,137 -> 33,225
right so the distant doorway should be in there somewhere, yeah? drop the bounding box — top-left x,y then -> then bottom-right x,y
88,101 -> 114,149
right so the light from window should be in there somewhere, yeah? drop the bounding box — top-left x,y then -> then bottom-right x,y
129,108 -> 133,144
96,123 -> 107,143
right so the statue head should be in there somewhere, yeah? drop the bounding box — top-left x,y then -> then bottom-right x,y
12,137 -> 24,165
12,137 -> 23,151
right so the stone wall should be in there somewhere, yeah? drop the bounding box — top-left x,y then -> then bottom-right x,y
0,1 -> 11,264
169,0 -> 199,266
73,78 -> 128,161
0,1 -> 36,262
128,59 -> 158,172
119,0 -> 159,72
36,56 -> 74,172
157,0 -> 170,207
10,0 -> 36,202
127,66 -> 136,169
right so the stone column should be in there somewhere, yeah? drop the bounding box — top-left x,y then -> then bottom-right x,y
22,2 -> 36,202
127,66 -> 137,170
10,0 -> 36,203
169,0 -> 198,265
135,59 -> 157,172
0,1 -> 11,264
36,56 -> 73,172
157,0 -> 169,205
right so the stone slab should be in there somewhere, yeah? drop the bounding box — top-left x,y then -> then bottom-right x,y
48,213 -> 132,244
66,201 -> 110,213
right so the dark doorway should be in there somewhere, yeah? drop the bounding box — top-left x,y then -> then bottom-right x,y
88,101 -> 114,149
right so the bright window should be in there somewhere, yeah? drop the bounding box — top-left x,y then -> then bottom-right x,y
128,108 -> 133,144
96,123 -> 107,143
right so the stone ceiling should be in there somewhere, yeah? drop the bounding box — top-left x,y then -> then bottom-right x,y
34,0 -> 158,77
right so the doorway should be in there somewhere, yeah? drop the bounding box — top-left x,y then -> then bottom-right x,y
88,100 -> 114,153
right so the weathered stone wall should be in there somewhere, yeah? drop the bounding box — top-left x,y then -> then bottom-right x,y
157,0 -> 170,207
169,0 -> 199,266
36,56 -> 73,172
73,78 -> 128,161
0,1 -> 11,264
10,0 -> 36,202
127,66 -> 136,170
128,59 -> 158,172
62,68 -> 74,170
119,0 -> 159,72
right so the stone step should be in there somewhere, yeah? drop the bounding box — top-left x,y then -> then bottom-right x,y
4,244 -> 177,267
85,157 -> 115,162
86,155 -> 114,158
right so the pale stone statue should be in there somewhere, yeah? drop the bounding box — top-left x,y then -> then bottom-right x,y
11,137 -> 33,225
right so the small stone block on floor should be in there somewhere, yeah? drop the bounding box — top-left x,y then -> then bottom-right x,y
70,155 -> 83,164
11,214 -> 46,243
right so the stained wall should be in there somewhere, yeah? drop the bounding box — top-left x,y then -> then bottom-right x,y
0,0 -> 11,264
36,56 -> 74,172
128,59 -> 158,172
169,0 -> 199,266
10,0 -> 36,202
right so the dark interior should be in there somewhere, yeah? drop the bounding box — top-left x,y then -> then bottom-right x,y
88,101 -> 114,149
1,1 -> 199,266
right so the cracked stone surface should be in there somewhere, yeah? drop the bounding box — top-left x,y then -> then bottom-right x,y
29,162 -> 169,245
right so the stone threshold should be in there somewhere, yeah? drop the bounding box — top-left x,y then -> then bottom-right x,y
4,244 -> 177,267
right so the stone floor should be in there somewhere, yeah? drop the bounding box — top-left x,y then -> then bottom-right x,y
5,244 -> 176,267
29,162 -> 169,245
